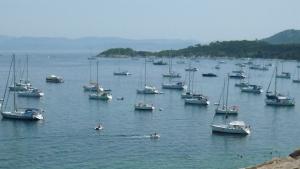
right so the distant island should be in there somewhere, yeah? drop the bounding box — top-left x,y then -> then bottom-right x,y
98,40 -> 300,60
98,29 -> 300,60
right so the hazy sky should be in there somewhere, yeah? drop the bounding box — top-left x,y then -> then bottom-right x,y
0,0 -> 299,42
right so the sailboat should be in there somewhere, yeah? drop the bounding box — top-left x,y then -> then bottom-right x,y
181,70 -> 203,99
184,71 -> 209,105
265,66 -> 295,106
215,75 -> 239,115
211,120 -> 251,135
137,58 -> 159,94
293,63 -> 300,83
276,62 -> 291,79
1,55 -> 44,120
9,55 -> 31,91
83,60 -> 104,92
162,53 -> 181,78
89,61 -> 112,100
17,55 -> 44,98
240,65 -> 263,94
113,52 -> 132,76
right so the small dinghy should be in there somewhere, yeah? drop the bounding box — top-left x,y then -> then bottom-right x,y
117,97 -> 124,100
150,133 -> 160,139
95,124 -> 103,130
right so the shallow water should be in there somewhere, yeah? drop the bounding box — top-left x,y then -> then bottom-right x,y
0,52 -> 299,169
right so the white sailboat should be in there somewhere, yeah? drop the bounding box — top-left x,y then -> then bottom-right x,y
113,52 -> 132,76
18,88 -> 44,98
1,55 -> 44,120
135,58 -> 156,111
293,63 -> 300,83
211,121 -> 251,135
89,61 -> 112,100
9,55 -> 31,91
265,66 -> 295,106
16,55 -> 44,98
181,70 -> 202,99
137,58 -> 159,94
240,66 -> 263,94
162,53 -> 181,78
215,75 -> 239,115
83,60 -> 104,92
276,62 -> 291,79
184,71 -> 209,106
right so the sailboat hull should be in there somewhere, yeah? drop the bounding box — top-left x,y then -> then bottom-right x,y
211,124 -> 250,135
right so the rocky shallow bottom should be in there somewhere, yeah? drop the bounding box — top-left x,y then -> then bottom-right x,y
246,149 -> 300,169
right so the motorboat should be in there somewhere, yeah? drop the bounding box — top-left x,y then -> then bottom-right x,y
202,73 -> 217,77
134,102 -> 155,111
211,121 -> 250,135
185,67 -> 198,72
137,85 -> 159,94
241,85 -> 263,94
95,124 -> 104,130
229,73 -> 246,79
162,81 -> 186,90
46,75 -> 64,83
17,88 -> 44,97
232,70 -> 245,74
150,133 -> 160,139
153,60 -> 167,65
184,96 -> 209,105
249,64 -> 268,71
215,65 -> 220,69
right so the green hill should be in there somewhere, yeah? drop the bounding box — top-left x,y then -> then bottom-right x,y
263,29 -> 300,44
99,40 -> 300,60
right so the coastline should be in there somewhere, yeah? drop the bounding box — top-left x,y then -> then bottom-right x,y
245,149 -> 300,169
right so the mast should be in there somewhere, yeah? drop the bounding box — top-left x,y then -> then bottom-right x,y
26,54 -> 29,83
225,74 -> 230,112
13,54 -> 16,111
144,57 -> 147,86
96,60 -> 99,92
275,66 -> 277,95
89,60 -> 92,83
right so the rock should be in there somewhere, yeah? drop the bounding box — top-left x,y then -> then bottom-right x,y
290,149 -> 300,159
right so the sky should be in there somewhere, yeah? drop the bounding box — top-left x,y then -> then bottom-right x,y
0,0 -> 300,42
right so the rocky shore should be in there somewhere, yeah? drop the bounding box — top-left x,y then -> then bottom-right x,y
246,149 -> 300,169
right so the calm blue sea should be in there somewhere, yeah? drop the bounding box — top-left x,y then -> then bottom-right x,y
0,52 -> 299,169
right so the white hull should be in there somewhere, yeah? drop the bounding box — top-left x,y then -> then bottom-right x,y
89,93 -> 112,100
241,88 -> 263,94
185,98 -> 209,105
265,98 -> 295,106
136,86 -> 159,94
113,72 -> 131,76
215,108 -> 238,115
18,92 -> 44,98
1,110 -> 43,121
211,124 -> 250,135
162,83 -> 186,90
134,103 -> 155,111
